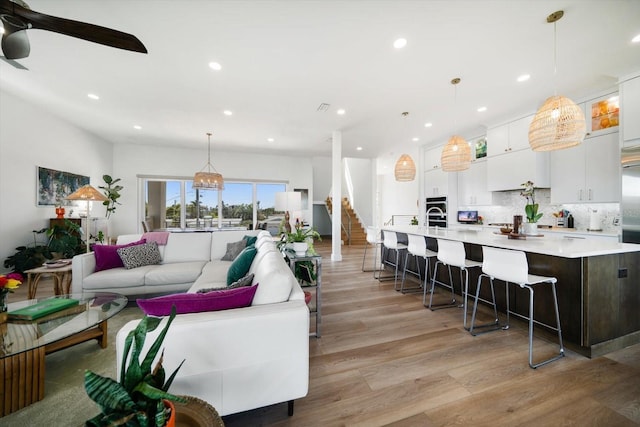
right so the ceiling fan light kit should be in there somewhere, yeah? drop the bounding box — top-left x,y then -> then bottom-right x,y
193,132 -> 224,190
0,0 -> 147,61
529,10 -> 586,152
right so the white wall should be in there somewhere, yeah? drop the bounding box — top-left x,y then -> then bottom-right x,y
312,156 -> 331,203
0,90 -> 113,272
111,144 -> 314,236
376,148 -> 420,226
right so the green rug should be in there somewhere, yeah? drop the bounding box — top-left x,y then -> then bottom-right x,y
2,307 -> 143,427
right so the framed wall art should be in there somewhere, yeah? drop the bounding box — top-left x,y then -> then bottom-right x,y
37,166 -> 90,206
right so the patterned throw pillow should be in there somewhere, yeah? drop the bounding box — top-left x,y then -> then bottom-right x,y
117,241 -> 162,269
196,273 -> 254,293
93,239 -> 146,271
221,240 -> 247,261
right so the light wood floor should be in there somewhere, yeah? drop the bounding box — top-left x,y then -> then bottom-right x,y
11,240 -> 640,426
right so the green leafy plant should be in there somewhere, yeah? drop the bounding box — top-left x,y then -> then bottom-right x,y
410,216 -> 419,225
85,306 -> 186,427
521,180 -> 543,223
47,219 -> 83,257
99,174 -> 124,219
285,225 -> 321,244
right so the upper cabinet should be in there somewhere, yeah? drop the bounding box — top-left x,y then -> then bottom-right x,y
423,145 -> 448,196
621,76 -> 640,145
486,114 -> 549,191
423,145 -> 442,170
458,160 -> 492,206
550,132 -> 620,203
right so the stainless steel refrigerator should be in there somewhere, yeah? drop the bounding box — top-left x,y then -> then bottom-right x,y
622,145 -> 640,243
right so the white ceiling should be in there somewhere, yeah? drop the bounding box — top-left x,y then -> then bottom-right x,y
1,0 -> 639,161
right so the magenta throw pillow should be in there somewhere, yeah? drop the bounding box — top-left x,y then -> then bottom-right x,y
137,284 -> 259,316
93,239 -> 146,272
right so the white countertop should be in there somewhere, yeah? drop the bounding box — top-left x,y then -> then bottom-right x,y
383,225 -> 640,258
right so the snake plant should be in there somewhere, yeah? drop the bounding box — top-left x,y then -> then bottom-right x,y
85,306 -> 186,426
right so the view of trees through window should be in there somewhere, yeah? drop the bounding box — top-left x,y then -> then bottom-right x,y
144,179 -> 286,232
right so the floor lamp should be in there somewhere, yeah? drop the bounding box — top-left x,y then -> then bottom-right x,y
66,184 -> 108,253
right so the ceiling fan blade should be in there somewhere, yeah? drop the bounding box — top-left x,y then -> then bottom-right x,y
8,1 -> 147,54
0,14 -> 30,59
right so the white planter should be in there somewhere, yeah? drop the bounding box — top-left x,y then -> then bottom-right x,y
292,241 -> 308,256
522,222 -> 538,236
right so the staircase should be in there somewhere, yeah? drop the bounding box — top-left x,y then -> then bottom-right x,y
325,197 -> 367,245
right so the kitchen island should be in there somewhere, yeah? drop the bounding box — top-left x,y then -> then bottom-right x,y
383,225 -> 640,358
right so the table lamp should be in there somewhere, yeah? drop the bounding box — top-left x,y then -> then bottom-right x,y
66,184 -> 108,253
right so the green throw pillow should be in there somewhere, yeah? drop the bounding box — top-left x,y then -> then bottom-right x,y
244,235 -> 258,246
227,245 -> 257,285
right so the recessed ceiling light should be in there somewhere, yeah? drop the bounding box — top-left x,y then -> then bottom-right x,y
267,138 -> 274,142
477,106 -> 487,112
412,137 -> 419,142
208,62 -> 222,70
424,122 -> 433,128
337,109 -> 346,115
632,34 -> 640,43
393,38 -> 407,49
356,146 -> 363,151
87,93 -> 100,100
517,74 -> 531,82
223,110 -> 233,116
133,125 -> 142,130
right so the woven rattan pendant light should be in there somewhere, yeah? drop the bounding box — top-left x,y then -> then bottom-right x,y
193,132 -> 224,190
441,78 -> 471,172
529,11 -> 586,152
394,112 -> 416,181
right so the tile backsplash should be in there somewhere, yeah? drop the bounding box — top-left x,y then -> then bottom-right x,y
461,189 -> 620,234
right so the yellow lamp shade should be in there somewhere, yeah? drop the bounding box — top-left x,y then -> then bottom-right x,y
394,154 -> 416,181
441,135 -> 471,172
529,95 -> 586,152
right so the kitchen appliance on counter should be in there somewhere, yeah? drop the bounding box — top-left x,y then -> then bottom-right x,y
622,146 -> 640,243
457,210 -> 479,224
426,196 -> 447,228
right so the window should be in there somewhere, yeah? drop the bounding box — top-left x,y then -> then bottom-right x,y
141,178 -> 285,232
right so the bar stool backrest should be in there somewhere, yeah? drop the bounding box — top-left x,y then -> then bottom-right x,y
366,226 -> 381,244
383,230 -> 398,248
407,234 -> 427,257
436,239 -> 466,267
482,246 -> 529,284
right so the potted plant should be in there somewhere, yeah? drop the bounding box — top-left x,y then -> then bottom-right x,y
99,174 -> 123,219
84,306 -> 186,427
520,180 -> 543,235
285,222 -> 321,256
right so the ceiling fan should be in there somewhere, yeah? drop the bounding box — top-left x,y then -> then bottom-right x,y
0,0 -> 147,61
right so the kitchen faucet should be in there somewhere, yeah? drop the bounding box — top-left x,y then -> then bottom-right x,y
426,207 -> 445,218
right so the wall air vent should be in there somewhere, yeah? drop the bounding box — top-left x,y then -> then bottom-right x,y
317,103 -> 330,112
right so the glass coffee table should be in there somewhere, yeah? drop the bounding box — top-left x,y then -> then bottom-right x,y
0,292 -> 127,417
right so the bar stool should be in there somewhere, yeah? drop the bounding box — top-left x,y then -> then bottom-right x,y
426,239 -> 481,330
469,246 -> 564,369
401,234 -> 437,293
378,230 -> 407,290
362,226 -> 383,279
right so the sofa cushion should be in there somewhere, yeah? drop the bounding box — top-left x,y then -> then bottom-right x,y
243,235 -> 258,246
82,265 -> 155,289
118,242 -> 162,269
93,239 -> 146,272
227,245 -> 257,285
162,232 -> 212,263
221,240 -> 247,261
137,284 -> 259,316
144,261 -> 207,286
196,273 -> 254,293
250,250 -> 296,305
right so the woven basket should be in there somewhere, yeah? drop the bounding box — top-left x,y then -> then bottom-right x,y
528,95 -> 586,151
174,395 -> 225,427
441,135 -> 471,172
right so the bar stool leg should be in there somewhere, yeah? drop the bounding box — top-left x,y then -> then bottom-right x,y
527,283 -> 565,369
469,274 -> 501,335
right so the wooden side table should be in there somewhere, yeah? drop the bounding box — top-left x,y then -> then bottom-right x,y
24,264 -> 72,299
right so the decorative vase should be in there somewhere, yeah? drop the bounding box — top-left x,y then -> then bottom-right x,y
522,222 -> 538,236
163,399 -> 176,427
292,241 -> 308,256
55,206 -> 65,219
0,292 -> 8,324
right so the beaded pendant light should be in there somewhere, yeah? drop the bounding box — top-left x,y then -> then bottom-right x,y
529,11 -> 586,152
394,112 -> 416,181
193,132 -> 224,190
441,78 -> 471,172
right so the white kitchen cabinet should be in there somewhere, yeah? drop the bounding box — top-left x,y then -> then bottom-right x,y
424,168 -> 448,197
486,114 -> 534,156
550,132 -> 620,203
487,149 -> 549,191
458,160 -> 492,206
621,76 -> 640,144
423,145 -> 443,170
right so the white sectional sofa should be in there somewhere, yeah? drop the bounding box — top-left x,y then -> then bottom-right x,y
75,230 -> 309,417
